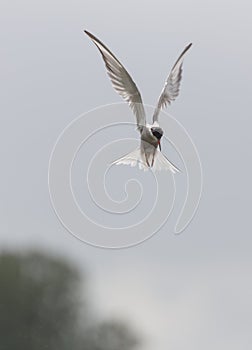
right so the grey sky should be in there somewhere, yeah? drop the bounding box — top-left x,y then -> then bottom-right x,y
2,0 -> 252,349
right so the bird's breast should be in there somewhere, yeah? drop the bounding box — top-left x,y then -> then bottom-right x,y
141,128 -> 158,147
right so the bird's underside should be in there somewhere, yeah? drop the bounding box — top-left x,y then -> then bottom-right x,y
112,125 -> 180,173
84,30 -> 192,172
111,144 -> 180,173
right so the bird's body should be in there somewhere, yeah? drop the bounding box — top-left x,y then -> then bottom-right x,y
141,124 -> 162,167
84,30 -> 192,172
114,123 -> 178,172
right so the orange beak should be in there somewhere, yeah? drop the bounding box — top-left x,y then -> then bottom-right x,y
158,140 -> 161,151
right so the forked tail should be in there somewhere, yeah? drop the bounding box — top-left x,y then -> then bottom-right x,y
111,147 -> 180,173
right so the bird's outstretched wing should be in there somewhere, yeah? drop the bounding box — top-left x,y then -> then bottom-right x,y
84,30 -> 146,131
152,43 -> 192,123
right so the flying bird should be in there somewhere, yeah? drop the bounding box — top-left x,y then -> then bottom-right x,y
84,30 -> 192,172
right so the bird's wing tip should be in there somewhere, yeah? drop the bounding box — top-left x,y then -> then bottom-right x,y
84,30 -> 93,38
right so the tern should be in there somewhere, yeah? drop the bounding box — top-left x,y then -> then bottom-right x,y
84,30 -> 192,172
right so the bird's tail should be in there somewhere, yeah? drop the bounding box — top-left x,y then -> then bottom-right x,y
111,147 -> 148,171
154,150 -> 180,173
111,147 -> 180,173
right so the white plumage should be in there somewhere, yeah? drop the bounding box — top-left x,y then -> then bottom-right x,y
84,30 -> 192,172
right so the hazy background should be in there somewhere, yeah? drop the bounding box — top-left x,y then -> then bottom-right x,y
2,0 -> 252,349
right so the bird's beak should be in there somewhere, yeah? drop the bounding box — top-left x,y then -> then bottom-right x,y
158,140 -> 161,151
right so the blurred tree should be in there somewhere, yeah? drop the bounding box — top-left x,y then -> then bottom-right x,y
0,251 -> 140,350
87,320 -> 140,350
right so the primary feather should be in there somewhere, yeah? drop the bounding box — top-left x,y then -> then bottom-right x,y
84,30 -> 146,131
152,43 -> 192,123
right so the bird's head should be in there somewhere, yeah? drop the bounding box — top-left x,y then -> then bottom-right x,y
151,127 -> 163,150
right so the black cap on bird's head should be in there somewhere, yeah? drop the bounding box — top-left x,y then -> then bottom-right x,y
151,127 -> 163,150
151,128 -> 163,140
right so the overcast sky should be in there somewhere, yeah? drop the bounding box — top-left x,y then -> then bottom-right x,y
2,0 -> 252,349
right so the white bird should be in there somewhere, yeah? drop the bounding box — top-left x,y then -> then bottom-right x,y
84,30 -> 192,172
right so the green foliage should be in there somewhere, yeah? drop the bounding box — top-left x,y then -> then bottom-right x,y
0,251 -> 139,350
